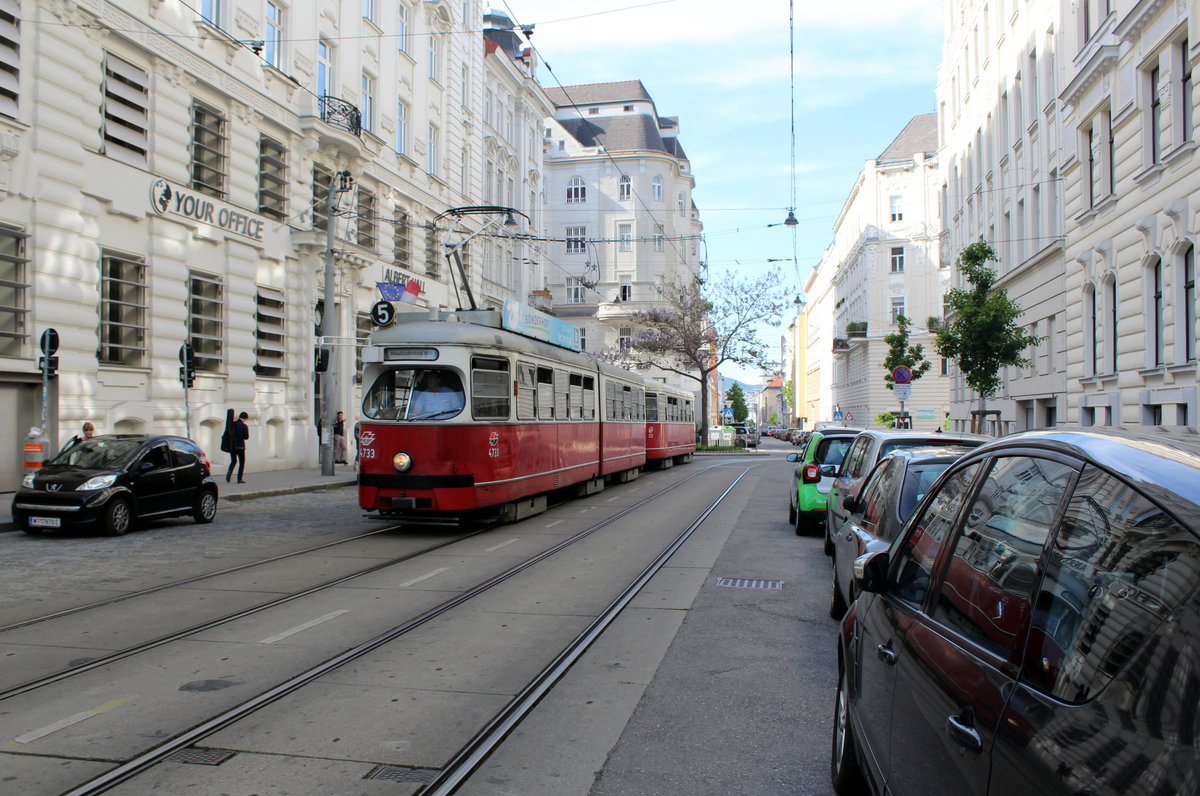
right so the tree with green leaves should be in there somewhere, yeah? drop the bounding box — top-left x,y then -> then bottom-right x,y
725,383 -> 749,423
882,314 -> 931,388
780,379 -> 794,421
597,270 -> 789,443
935,240 -> 1041,429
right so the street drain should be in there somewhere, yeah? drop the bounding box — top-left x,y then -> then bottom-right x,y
716,577 -> 783,590
168,747 -> 236,766
364,765 -> 438,783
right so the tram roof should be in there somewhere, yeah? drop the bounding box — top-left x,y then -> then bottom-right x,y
369,310 -> 639,381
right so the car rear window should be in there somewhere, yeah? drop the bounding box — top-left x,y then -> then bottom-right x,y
879,438 -> 981,458
815,437 -> 853,467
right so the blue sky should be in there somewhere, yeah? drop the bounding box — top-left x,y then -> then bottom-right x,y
502,0 -> 945,383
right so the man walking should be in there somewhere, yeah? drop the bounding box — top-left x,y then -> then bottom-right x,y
225,411 -> 249,483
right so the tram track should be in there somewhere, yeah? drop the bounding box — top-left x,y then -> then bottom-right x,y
42,461 -> 754,796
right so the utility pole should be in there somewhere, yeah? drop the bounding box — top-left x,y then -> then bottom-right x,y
319,170 -> 353,476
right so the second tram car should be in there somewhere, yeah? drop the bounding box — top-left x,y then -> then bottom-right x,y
644,383 -> 697,468
357,308 -> 695,523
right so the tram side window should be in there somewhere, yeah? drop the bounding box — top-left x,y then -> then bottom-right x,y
605,381 -> 616,420
555,369 -> 569,420
569,373 -> 584,419
516,362 -> 536,420
472,357 -> 510,420
646,393 -> 659,422
684,400 -> 693,422
536,366 -> 554,419
633,387 -> 644,420
621,385 -> 633,420
583,376 -> 596,420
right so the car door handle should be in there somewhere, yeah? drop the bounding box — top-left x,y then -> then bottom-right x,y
876,642 -> 897,665
946,712 -> 983,753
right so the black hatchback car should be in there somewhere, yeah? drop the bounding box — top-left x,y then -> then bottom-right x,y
833,426 -> 1200,795
12,434 -> 218,536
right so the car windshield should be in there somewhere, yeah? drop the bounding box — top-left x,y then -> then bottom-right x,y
815,437 -> 853,466
362,368 -> 465,421
897,463 -> 952,521
47,438 -> 142,469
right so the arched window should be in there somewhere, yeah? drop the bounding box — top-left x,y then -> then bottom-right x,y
651,175 -> 663,202
618,175 -> 631,201
566,176 -> 586,203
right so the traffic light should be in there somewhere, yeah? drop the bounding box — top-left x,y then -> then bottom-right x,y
38,355 -> 58,378
179,343 -> 195,388
315,346 -> 330,372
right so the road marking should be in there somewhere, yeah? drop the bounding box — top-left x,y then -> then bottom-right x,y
399,567 -> 450,588
259,610 -> 350,644
606,496 -> 619,502
15,698 -> 130,744
544,520 -> 563,528
485,538 -> 520,552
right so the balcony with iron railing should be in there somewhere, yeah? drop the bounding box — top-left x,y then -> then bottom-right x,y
301,95 -> 364,158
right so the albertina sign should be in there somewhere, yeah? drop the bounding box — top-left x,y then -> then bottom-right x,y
149,178 -> 265,241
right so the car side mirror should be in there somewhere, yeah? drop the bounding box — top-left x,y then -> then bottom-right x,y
819,464 -> 839,477
139,461 -> 156,471
853,550 -> 890,594
842,494 -> 859,512
786,453 -> 800,462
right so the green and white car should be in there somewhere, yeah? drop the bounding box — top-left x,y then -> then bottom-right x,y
785,428 -> 858,536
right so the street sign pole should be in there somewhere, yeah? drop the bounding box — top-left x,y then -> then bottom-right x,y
39,329 -> 59,435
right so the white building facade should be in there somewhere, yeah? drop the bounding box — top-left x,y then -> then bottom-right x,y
540,80 -> 705,396
937,0 -> 1069,434
0,0 -> 557,491
1061,1 -> 1198,427
805,115 -> 949,430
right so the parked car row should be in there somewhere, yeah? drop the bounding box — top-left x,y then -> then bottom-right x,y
11,434 -> 219,536
787,425 -> 1200,795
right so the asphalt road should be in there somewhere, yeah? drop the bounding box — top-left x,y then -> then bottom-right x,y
0,440 -> 840,795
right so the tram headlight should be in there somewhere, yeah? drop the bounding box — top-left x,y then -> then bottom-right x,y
392,451 -> 413,472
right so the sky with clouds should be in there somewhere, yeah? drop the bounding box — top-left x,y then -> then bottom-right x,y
500,0 -> 945,384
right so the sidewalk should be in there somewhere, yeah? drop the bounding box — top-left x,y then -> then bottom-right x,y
0,466 -> 358,533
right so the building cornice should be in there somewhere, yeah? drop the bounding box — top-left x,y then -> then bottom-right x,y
1114,0 -> 1172,43
1061,44 -> 1119,108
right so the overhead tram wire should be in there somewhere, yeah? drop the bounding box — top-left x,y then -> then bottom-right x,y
786,0 -> 802,286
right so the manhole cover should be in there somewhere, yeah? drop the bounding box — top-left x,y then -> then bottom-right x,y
168,748 -> 236,766
716,577 -> 783,589
364,765 -> 438,783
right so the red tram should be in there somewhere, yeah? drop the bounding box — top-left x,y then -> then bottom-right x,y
357,308 -> 696,523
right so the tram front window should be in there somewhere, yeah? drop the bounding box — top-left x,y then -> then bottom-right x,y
363,368 -> 465,421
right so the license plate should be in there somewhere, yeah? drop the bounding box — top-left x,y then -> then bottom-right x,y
29,517 -> 61,528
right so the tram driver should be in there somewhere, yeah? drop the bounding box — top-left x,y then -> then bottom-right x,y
408,370 -> 465,420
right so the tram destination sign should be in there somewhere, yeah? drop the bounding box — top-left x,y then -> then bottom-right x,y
502,299 -> 582,352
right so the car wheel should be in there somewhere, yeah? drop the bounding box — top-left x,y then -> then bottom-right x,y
830,564 -> 848,620
794,508 -> 807,536
104,498 -> 133,536
823,518 -> 835,556
788,498 -> 797,526
193,489 -> 217,524
831,665 -> 869,795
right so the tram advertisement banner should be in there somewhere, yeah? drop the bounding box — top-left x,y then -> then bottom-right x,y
502,299 -> 582,351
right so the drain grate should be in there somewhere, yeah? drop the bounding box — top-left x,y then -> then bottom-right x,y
717,577 -> 783,590
364,765 -> 439,783
168,747 -> 236,766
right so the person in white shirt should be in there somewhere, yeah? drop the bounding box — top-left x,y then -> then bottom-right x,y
408,371 -> 464,419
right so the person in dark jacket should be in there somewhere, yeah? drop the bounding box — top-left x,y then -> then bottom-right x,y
225,411 -> 249,483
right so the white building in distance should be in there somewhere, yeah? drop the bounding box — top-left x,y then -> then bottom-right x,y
804,114 -> 948,430
540,80 -> 705,395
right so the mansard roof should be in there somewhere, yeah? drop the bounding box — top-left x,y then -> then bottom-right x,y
559,114 -> 672,155
877,112 -> 938,162
544,80 -> 653,107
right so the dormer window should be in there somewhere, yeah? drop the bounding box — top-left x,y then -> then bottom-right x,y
624,105 -> 633,112
588,107 -> 599,115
